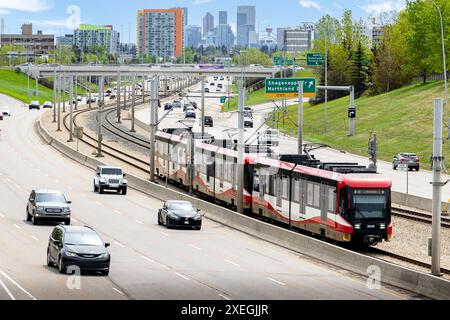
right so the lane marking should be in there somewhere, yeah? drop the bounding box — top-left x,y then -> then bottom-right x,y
189,244 -> 202,251
219,294 -> 231,301
95,201 -> 102,206
112,287 -> 124,295
135,220 -> 144,225
224,259 -> 239,267
30,236 -> 40,242
0,278 -> 15,300
113,210 -> 122,215
13,224 -> 22,230
175,272 -> 190,281
114,241 -> 125,248
13,183 -> 20,189
72,218 -> 78,223
0,212 -> 5,219
0,269 -> 37,300
141,256 -> 155,263
267,277 -> 286,286
160,231 -> 170,237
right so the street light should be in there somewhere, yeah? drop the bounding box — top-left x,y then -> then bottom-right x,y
431,0 -> 449,139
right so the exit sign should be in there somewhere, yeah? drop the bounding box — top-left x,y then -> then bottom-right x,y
265,78 -> 316,98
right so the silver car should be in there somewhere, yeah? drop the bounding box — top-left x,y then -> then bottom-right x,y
26,190 -> 72,225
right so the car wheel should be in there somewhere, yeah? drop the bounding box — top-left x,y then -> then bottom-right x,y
47,250 -> 54,267
94,183 -> 98,193
416,167 -> 420,172
58,256 -> 66,274
122,187 -> 127,195
26,208 -> 31,222
64,219 -> 71,226
99,187 -> 104,194
32,214 -> 39,225
392,164 -> 397,170
158,212 -> 163,225
101,270 -> 109,276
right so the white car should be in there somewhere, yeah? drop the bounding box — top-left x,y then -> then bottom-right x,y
43,101 -> 53,109
0,106 -> 11,116
93,166 -> 128,195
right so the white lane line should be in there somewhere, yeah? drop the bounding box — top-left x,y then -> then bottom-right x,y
13,224 -> 22,230
30,236 -> 40,242
0,278 -> 15,300
95,201 -> 102,206
219,294 -> 231,301
141,256 -> 155,263
175,272 -> 190,281
267,277 -> 286,286
113,210 -> 122,215
189,244 -> 202,251
0,269 -> 37,300
160,231 -> 170,237
72,218 -> 78,223
114,241 -> 125,248
112,287 -> 124,295
135,220 -> 144,225
13,183 -> 20,189
224,259 -> 240,267
80,194 -> 86,197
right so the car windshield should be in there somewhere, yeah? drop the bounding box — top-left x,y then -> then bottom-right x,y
101,168 -> 122,175
64,232 -> 103,246
352,190 -> 388,220
36,193 -> 66,203
168,202 -> 194,211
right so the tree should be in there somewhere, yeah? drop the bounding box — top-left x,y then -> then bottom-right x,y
351,41 -> 369,98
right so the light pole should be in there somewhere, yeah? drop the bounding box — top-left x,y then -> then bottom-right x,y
431,0 -> 449,139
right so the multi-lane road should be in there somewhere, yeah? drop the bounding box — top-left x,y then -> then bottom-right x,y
0,92 -> 423,300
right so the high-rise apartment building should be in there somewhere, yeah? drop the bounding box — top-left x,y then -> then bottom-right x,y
137,8 -> 184,58
186,25 -> 201,48
203,12 -> 214,36
74,24 -> 120,55
236,6 -> 256,47
218,11 -> 227,25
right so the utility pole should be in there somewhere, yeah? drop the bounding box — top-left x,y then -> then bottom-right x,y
53,67 -> 57,123
96,76 -> 104,158
117,72 -> 121,123
298,81 -> 304,155
149,77 -> 158,183
324,25 -> 329,133
131,74 -> 136,133
431,98 -> 444,276
201,76 -> 206,137
237,87 -> 245,214
67,76 -> 74,142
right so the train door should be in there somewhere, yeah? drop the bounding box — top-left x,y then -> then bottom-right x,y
276,174 -> 282,209
320,183 -> 329,233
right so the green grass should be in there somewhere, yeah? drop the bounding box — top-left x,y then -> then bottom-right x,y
0,68 -> 94,104
225,68 -> 319,111
275,81 -> 448,167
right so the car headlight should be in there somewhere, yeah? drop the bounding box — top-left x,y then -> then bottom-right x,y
99,252 -> 109,259
194,214 -> 202,220
122,179 -> 128,185
167,213 -> 180,220
65,251 -> 77,257
36,206 -> 44,211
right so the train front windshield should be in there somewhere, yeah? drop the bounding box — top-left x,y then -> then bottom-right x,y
351,189 -> 389,221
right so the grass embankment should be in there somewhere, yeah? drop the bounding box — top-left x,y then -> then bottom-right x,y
276,81 -> 448,167
0,68 -> 94,104
224,68 -> 318,111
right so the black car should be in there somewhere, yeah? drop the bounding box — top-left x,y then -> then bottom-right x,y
164,103 -> 174,111
205,88 -> 210,93
29,101 -> 40,110
204,116 -> 214,127
47,225 -> 111,275
158,201 -> 203,230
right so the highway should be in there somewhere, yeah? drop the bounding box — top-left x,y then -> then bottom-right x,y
136,77 -> 450,202
0,92 -> 421,300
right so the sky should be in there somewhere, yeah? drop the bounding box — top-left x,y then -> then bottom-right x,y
0,0 -> 407,42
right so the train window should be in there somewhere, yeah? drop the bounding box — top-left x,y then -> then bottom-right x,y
293,179 -> 300,203
314,184 -> 320,208
276,176 -> 282,207
268,175 -> 275,196
260,175 -> 265,197
307,183 -> 314,206
328,188 -> 336,213
282,177 -> 289,199
253,173 -> 260,193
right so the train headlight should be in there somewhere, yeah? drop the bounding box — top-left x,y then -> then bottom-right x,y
380,224 -> 386,230
354,224 -> 362,230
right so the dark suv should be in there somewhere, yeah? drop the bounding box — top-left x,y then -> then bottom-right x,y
47,225 -> 111,275
393,153 -> 420,171
204,116 -> 214,127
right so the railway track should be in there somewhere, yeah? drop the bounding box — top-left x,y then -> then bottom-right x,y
62,100 -> 450,278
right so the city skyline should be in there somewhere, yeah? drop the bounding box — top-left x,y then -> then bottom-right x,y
0,0 -> 406,43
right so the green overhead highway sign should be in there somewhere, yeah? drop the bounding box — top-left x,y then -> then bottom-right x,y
273,57 -> 294,66
307,53 -> 324,66
265,78 -> 316,98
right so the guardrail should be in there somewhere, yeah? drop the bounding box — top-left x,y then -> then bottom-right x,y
36,116 -> 450,300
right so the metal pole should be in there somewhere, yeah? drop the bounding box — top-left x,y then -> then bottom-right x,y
67,76 -> 74,142
57,71 -> 61,132
237,87 -> 245,214
201,76 -> 206,137
155,76 -> 160,132
53,67 -> 57,123
117,72 -> 121,123
431,98 -> 443,276
349,86 -> 355,136
131,74 -> 136,133
325,28 -> 328,133
97,76 -> 104,158
298,81 -> 304,155
74,75 -> 78,111
88,73 -> 92,109
35,76 -> 39,96
62,73 -> 66,113
149,77 -> 157,183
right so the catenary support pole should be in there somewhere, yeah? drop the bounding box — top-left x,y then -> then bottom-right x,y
57,71 -> 61,132
201,76 -> 206,137
67,76 -> 74,142
97,76 -> 104,158
432,98 -> 443,276
149,77 -> 158,183
131,74 -> 136,133
117,72 -> 121,123
237,87 -> 245,214
53,67 -> 57,123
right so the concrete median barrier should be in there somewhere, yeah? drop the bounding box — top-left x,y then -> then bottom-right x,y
36,117 -> 450,300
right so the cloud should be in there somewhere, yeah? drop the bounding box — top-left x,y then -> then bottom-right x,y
29,19 -> 67,27
360,0 -> 406,15
298,0 -> 321,10
193,0 -> 212,4
0,0 -> 51,13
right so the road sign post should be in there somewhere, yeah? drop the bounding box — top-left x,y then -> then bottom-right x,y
298,81 -> 304,155
265,78 -> 316,99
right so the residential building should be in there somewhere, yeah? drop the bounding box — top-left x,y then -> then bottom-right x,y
366,17 -> 384,47
74,24 -> 120,55
277,24 -> 315,52
137,8 -> 184,58
186,25 -> 201,48
56,34 -> 74,47
203,12 -> 214,36
171,7 -> 188,50
0,23 -> 54,55
236,5 -> 256,47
